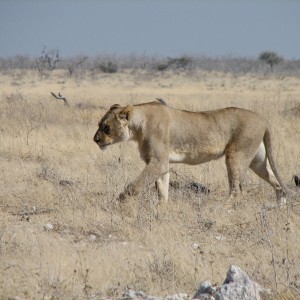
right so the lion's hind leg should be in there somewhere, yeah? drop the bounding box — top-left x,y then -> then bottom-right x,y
250,142 -> 286,205
225,145 -> 257,199
225,154 -> 246,198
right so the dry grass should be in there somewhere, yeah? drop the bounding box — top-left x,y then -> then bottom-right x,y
0,69 -> 300,299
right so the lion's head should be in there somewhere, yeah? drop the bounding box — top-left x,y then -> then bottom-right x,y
93,104 -> 132,150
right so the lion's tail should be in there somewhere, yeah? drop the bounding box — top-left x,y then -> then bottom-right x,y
263,128 -> 289,194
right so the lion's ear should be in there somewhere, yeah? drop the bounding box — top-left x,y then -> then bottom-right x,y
110,104 -> 121,110
118,106 -> 132,121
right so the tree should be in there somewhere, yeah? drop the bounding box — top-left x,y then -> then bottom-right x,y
35,46 -> 61,78
258,51 -> 283,72
65,55 -> 88,76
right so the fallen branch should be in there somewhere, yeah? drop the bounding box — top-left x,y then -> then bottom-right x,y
50,92 -> 68,105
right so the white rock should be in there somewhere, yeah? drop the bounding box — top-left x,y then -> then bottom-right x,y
43,223 -> 54,231
193,265 -> 271,300
215,235 -> 225,241
191,243 -> 200,250
89,234 -> 97,241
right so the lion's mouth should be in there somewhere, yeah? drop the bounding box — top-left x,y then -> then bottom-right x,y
94,138 -> 111,150
98,142 -> 111,150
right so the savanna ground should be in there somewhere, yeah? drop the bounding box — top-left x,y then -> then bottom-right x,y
0,67 -> 300,299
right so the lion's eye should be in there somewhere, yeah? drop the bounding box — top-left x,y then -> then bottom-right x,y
102,124 -> 110,135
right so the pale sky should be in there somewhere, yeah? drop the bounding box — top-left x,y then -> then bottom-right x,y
1,0 -> 300,59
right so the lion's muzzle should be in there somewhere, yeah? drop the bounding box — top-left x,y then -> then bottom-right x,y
93,132 -> 111,150
93,132 -> 103,148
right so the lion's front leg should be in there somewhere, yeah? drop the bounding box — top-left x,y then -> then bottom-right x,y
116,181 -> 145,204
117,159 -> 169,203
116,182 -> 137,203
155,172 -> 170,203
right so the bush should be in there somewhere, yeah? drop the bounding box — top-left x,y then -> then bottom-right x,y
98,61 -> 118,73
155,56 -> 193,72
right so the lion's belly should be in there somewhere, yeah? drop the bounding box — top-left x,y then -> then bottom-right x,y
169,152 -> 188,163
169,149 -> 223,165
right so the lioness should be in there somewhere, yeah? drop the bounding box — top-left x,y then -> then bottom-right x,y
94,100 -> 287,205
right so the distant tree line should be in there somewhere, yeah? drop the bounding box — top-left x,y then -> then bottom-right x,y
0,47 -> 299,78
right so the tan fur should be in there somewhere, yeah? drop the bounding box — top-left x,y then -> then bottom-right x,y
94,100 -> 287,204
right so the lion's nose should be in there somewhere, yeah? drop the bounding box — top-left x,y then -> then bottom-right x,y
94,133 -> 100,143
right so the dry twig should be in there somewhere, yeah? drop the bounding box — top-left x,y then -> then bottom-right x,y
50,92 -> 68,105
